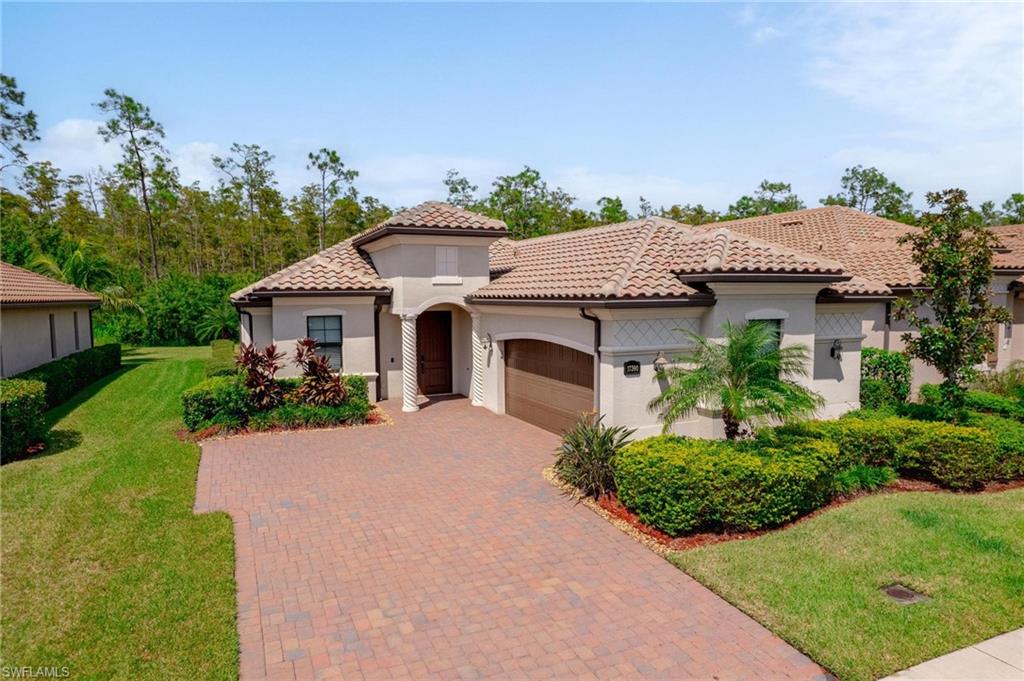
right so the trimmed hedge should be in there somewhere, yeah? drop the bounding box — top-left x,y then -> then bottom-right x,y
180,373 -> 371,432
247,401 -> 371,431
777,414 -> 998,490
181,376 -> 251,431
204,340 -> 237,378
17,344 -> 122,408
920,384 -> 1024,421
615,436 -> 839,535
861,348 -> 911,407
964,412 -> 1024,480
0,379 -> 48,460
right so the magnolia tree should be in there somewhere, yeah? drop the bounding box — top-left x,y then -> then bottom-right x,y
895,189 -> 1010,415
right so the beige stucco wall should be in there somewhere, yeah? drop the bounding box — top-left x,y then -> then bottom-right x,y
475,291 -> 864,440
859,279 -> 1021,396
1,305 -> 93,377
363,235 -> 497,315
267,297 -> 378,385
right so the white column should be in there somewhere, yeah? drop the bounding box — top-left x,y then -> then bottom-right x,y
400,313 -> 419,412
470,312 -> 485,406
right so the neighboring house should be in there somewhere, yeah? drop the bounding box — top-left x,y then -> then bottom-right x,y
716,208 -> 1024,393
0,262 -> 100,377
232,202 -> 868,438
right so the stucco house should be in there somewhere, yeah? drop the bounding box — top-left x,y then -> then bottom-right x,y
232,202 -> 875,437
715,207 -> 1024,393
0,261 -> 100,377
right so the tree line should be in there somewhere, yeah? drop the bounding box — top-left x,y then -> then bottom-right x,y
2,73 -> 1022,345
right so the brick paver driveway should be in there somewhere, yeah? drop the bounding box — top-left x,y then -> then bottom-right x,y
196,397 -> 827,681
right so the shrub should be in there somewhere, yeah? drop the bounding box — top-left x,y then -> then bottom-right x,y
181,376 -> 251,431
555,413 -> 635,498
238,343 -> 285,410
18,344 -> 122,408
972,360 -> 1024,397
861,348 -> 911,405
899,423 -> 997,490
293,338 -> 346,406
860,378 -> 896,410
0,379 -> 48,460
832,465 -> 897,495
204,340 -> 237,378
963,390 -> 1023,421
615,435 -> 838,535
962,412 -> 1024,481
210,339 -> 234,359
772,413 -> 999,490
246,401 -> 371,431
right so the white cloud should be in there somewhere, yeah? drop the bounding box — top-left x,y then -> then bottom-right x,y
752,26 -> 782,44
354,154 -> 509,208
173,141 -> 222,187
801,3 -> 1024,204
30,118 -> 120,175
827,135 -> 1022,205
736,4 -> 783,44
804,3 -> 1023,131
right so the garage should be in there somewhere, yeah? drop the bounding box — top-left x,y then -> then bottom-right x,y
504,339 -> 594,434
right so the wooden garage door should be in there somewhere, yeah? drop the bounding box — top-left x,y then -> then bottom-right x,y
504,339 -> 593,434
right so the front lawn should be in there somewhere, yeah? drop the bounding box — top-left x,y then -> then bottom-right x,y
1,347 -> 237,679
670,488 -> 1024,681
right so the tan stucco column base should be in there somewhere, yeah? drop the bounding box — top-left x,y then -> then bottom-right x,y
400,314 -> 419,412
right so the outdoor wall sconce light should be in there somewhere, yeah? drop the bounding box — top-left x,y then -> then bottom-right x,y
830,339 -> 843,360
653,350 -> 669,373
482,333 -> 493,350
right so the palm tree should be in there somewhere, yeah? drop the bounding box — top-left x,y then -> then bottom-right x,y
29,239 -> 138,313
196,300 -> 239,343
649,320 -> 823,439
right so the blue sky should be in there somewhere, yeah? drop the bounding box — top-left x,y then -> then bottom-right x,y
3,2 -> 1021,212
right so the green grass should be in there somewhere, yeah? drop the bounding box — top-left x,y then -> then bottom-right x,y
1,347 -> 238,679
670,489 -> 1024,681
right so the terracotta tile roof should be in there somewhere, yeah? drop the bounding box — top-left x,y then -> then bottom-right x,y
353,201 -> 506,246
990,224 -> 1024,270
717,208 -> 1024,294
0,261 -> 100,306
672,227 -> 845,278
713,206 -> 916,294
472,217 -> 848,301
231,238 -> 389,302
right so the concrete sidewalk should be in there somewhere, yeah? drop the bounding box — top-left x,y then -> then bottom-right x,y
882,628 -> 1023,680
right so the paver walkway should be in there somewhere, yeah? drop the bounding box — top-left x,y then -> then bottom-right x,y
195,397 -> 828,680
881,628 -> 1023,680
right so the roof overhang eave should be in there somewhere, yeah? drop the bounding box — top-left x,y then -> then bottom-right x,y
675,271 -> 852,284
353,226 -> 508,249
1,299 -> 101,309
465,294 -> 716,308
232,288 -> 392,305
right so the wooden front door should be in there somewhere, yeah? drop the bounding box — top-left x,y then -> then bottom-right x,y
504,339 -> 594,434
417,311 -> 452,394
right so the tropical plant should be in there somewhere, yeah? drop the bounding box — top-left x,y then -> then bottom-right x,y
555,412 -> 635,498
196,300 -> 239,343
649,321 -> 824,439
290,338 -> 347,407
237,343 -> 284,410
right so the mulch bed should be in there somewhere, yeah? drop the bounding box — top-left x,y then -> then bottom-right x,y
546,469 -> 1024,554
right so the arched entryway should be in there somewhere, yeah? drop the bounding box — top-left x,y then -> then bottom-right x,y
504,338 -> 594,434
397,301 -> 480,412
